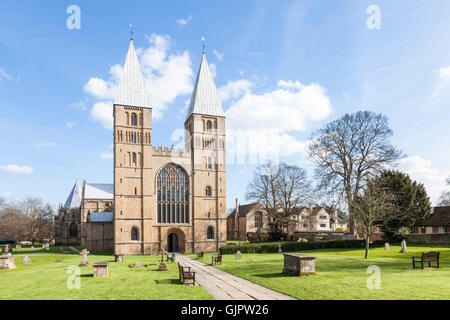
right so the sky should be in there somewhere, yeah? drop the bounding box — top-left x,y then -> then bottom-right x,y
0,0 -> 450,211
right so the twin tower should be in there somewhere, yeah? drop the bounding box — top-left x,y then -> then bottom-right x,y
113,39 -> 226,255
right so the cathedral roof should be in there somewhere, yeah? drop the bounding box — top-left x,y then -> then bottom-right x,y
64,180 -> 81,209
115,39 -> 150,108
186,53 -> 225,121
84,183 -> 114,200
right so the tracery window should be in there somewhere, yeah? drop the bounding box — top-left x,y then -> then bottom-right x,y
157,163 -> 189,224
255,211 -> 263,228
69,222 -> 78,238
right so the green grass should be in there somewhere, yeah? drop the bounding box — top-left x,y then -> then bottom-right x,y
0,247 -> 213,300
197,243 -> 450,300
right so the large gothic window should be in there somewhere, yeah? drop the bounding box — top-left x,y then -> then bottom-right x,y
255,211 -> 263,228
157,163 -> 189,224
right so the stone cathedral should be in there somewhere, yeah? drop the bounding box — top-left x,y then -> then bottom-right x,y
55,38 -> 227,255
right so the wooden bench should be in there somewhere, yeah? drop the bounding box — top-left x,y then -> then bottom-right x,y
178,263 -> 196,285
412,251 -> 440,269
196,252 -> 204,259
212,254 -> 222,266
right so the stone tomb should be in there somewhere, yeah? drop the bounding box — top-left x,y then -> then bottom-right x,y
282,253 -> 316,276
93,262 -> 109,277
115,255 -> 124,262
0,255 -> 16,270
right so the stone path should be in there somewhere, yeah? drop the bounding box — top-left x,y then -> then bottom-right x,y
175,255 -> 296,300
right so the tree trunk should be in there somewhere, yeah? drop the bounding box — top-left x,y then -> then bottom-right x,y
365,236 -> 370,259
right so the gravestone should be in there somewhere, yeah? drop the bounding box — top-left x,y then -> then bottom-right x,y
115,255 -> 124,262
235,251 -> 242,260
158,250 -> 168,271
46,246 -> 50,251
56,259 -> 64,263
79,249 -> 90,267
23,255 -> 31,264
385,242 -> 390,251
278,244 -> 283,253
16,245 -> 21,250
0,255 -> 15,269
134,261 -> 143,268
31,246 -> 34,251
93,262 -> 109,277
400,239 -> 408,253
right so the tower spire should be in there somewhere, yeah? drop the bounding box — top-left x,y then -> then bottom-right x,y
202,36 -> 205,54
129,24 -> 134,40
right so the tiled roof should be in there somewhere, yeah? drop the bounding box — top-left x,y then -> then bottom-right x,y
186,53 -> 225,120
423,206 -> 450,227
89,211 -> 113,222
63,180 -> 81,208
228,202 -> 260,217
115,39 -> 150,108
84,183 -> 113,200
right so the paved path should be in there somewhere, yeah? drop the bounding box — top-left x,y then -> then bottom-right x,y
175,255 -> 296,300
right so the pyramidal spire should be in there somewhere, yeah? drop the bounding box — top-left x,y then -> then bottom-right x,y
64,179 -> 81,209
115,39 -> 150,108
186,51 -> 225,120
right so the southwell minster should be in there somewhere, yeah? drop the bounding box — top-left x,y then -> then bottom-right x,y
54,37 -> 227,255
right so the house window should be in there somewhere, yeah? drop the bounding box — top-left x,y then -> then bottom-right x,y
320,224 -> 326,228
320,215 -> 327,220
432,226 -> 439,233
156,163 -> 189,224
255,211 -> 263,228
131,227 -> 139,241
421,227 -> 426,234
207,226 -> 214,239
303,224 -> 308,228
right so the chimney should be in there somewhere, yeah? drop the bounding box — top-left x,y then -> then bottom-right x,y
235,198 -> 239,216
309,203 -> 314,212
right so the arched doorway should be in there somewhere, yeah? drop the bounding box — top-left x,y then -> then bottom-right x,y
167,233 -> 179,252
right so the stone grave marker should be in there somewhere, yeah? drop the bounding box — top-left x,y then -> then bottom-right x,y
400,239 -> 408,253
278,244 -> 283,253
235,251 -> 242,260
23,255 -> 31,264
31,246 -> 34,251
0,255 -> 15,269
79,249 -> 90,267
385,242 -> 390,251
158,250 -> 168,271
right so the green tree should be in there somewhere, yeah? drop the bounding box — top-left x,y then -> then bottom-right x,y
374,170 -> 431,240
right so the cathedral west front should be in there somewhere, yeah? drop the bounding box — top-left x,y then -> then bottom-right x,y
55,37 -> 227,255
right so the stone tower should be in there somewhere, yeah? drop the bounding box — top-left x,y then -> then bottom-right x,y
185,51 -> 227,252
113,39 -> 153,255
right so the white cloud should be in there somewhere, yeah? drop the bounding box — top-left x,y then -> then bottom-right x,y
396,156 -> 450,205
0,165 -> 34,174
439,66 -> 450,79
90,101 -> 113,129
177,14 -> 193,26
212,49 -> 224,61
218,79 -> 253,102
100,152 -> 113,159
69,98 -> 89,111
226,81 -> 331,131
83,77 -> 116,100
36,142 -> 56,148
0,67 -> 12,81
66,121 -> 77,129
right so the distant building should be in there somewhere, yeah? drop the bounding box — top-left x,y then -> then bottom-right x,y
411,206 -> 450,234
226,201 -> 347,241
54,180 -> 114,252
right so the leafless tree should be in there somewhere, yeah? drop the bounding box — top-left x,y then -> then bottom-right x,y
438,177 -> 450,206
353,179 -> 397,259
307,111 -> 403,234
246,162 -> 313,237
21,197 -> 54,242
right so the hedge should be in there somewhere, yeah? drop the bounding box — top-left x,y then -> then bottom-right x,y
219,240 -> 365,254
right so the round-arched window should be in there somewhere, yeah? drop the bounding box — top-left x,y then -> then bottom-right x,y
157,163 -> 189,224
205,186 -> 212,197
131,227 -> 139,241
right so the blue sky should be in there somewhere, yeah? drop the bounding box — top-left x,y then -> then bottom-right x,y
0,0 -> 450,210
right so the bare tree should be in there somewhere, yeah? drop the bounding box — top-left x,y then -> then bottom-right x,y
0,206 -> 27,241
353,179 -> 397,259
308,111 -> 403,234
438,177 -> 450,206
246,162 -> 312,238
21,197 -> 54,242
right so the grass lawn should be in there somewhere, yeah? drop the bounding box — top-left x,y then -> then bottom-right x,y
0,247 -> 213,300
194,243 -> 450,300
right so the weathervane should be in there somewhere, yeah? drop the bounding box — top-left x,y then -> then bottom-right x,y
202,36 -> 205,54
130,24 -> 134,40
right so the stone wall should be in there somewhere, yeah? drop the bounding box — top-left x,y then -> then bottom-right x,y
406,233 -> 450,244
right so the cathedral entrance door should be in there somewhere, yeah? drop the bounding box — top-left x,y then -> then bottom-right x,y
167,233 -> 179,252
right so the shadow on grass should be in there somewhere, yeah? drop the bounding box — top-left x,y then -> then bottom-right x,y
154,279 -> 181,285
253,272 -> 296,278
80,274 -> 93,278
